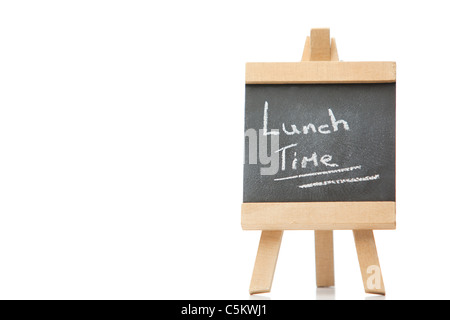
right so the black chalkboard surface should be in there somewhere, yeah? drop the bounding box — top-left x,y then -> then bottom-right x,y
243,83 -> 395,202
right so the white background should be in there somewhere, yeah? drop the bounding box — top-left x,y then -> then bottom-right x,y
1,1 -> 449,300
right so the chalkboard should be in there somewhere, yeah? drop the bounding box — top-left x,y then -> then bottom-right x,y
243,83 -> 396,202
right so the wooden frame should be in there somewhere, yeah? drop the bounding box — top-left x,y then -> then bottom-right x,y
246,61 -> 396,84
242,202 -> 396,230
244,28 -> 395,295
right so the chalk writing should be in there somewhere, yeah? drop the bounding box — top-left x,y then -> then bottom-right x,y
243,83 -> 395,202
298,174 -> 380,189
262,101 -> 379,189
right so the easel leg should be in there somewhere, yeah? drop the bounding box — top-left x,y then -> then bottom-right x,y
353,230 -> 386,295
315,230 -> 335,287
249,231 -> 283,294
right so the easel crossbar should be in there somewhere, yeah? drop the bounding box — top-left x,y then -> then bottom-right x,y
246,61 -> 396,84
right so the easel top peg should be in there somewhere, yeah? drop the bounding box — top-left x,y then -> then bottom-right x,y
302,28 -> 338,62
310,28 -> 331,61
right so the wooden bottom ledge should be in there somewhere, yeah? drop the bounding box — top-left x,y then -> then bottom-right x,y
242,202 -> 396,230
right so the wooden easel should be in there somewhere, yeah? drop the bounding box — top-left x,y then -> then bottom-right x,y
243,28 -> 395,296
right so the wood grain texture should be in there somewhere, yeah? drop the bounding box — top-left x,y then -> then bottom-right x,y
315,230 -> 335,287
249,231 -> 283,294
241,202 -> 396,230
301,36 -> 311,61
330,38 -> 339,61
310,28 -> 331,61
245,61 -> 396,84
353,230 -> 386,295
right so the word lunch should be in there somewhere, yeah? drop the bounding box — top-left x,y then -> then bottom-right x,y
262,101 -> 350,173
263,101 -> 350,137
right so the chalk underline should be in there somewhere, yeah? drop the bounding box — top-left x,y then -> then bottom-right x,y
274,165 -> 362,181
298,174 -> 380,189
